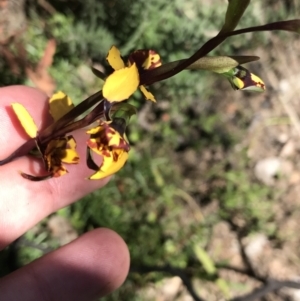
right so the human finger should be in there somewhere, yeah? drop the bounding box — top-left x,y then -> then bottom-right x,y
0,228 -> 130,301
0,86 -> 109,249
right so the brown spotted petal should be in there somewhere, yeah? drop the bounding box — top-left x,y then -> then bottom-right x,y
86,122 -> 130,180
89,148 -> 128,180
20,135 -> 79,181
87,122 -> 130,155
128,49 -> 162,72
127,49 -> 161,102
44,136 -> 79,176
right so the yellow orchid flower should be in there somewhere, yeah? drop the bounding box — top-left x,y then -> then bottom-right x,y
21,136 -> 80,181
105,46 -> 161,102
11,100 -> 79,181
43,136 -> 79,177
223,66 -> 265,92
86,121 -> 130,180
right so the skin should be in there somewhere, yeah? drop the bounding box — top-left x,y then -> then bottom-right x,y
0,86 -> 130,301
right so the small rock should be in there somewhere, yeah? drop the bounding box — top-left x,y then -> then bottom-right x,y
279,79 -> 290,93
179,294 -> 194,301
254,157 -> 282,185
277,132 -> 289,144
160,276 -> 182,300
254,157 -> 293,186
208,221 -> 243,267
243,233 -> 268,261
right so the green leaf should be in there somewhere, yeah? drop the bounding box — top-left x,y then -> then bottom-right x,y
220,0 -> 251,34
216,278 -> 230,299
194,245 -> 216,275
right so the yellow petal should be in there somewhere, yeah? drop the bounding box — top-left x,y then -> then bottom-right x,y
61,149 -> 80,164
86,128 -> 100,135
11,103 -> 38,138
231,77 -> 245,90
106,46 -> 125,70
106,128 -> 122,146
86,126 -> 102,135
89,150 -> 128,180
86,121 -> 113,135
49,91 -> 74,121
103,63 -> 139,102
246,73 -> 265,92
139,85 -> 156,102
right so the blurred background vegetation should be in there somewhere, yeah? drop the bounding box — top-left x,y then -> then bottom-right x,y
1,1 -> 300,300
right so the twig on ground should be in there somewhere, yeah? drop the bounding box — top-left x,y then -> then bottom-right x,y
231,279 -> 300,301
